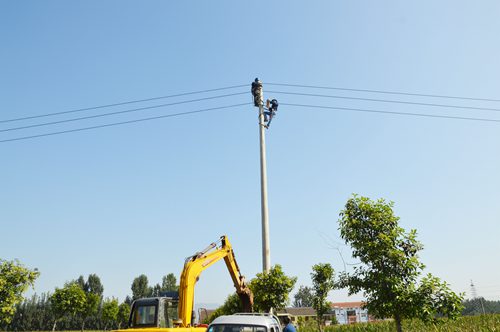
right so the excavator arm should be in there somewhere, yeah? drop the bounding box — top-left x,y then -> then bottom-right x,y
178,235 -> 253,327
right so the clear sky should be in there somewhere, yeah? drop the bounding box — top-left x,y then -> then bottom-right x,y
2,1 -> 500,306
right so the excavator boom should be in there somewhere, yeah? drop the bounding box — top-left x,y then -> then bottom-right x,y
178,235 -> 253,327
115,235 -> 253,332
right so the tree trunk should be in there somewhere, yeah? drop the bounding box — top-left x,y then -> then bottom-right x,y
52,320 -> 57,332
394,314 -> 403,332
81,319 -> 85,332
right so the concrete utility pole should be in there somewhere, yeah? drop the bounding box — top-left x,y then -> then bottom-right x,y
251,78 -> 271,273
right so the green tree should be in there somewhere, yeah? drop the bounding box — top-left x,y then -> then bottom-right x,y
415,274 -> 464,321
151,283 -> 162,297
338,195 -> 463,332
50,283 -> 86,331
85,274 -> 104,296
77,274 -> 104,331
311,263 -> 335,331
131,274 -> 152,300
293,285 -> 314,308
3,293 -> 51,331
250,265 -> 297,312
76,275 -> 86,290
205,293 -> 242,323
101,298 -> 119,331
117,302 -> 130,329
162,273 -> 179,292
80,292 -> 100,331
0,259 -> 40,325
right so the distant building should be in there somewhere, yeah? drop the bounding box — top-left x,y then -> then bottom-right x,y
330,302 -> 370,324
277,302 -> 371,325
202,302 -> 371,326
277,307 -> 317,325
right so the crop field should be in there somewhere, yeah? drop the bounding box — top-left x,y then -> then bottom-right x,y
299,314 -> 500,332
7,315 -> 500,332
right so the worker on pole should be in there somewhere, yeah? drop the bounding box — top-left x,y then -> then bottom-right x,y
263,99 -> 279,129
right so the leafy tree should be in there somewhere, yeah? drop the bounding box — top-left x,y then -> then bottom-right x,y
311,263 -> 335,331
85,274 -> 104,296
338,195 -> 463,332
162,273 -> 179,292
50,283 -> 86,331
76,274 -> 104,331
76,275 -> 86,290
293,285 -> 314,308
0,259 -> 40,325
415,274 -> 464,321
131,274 -> 152,300
2,292 -> 52,331
151,283 -> 162,297
205,293 -> 242,323
101,298 -> 119,331
151,273 -> 178,297
250,264 -> 297,312
296,316 -> 321,330
80,292 -> 100,331
117,302 -> 131,329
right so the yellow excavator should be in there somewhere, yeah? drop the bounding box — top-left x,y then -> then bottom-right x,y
115,235 -> 253,332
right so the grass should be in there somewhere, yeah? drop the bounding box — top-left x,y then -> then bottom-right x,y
12,315 -> 500,332
298,314 -> 500,332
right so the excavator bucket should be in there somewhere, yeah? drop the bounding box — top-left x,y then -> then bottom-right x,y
237,288 -> 254,313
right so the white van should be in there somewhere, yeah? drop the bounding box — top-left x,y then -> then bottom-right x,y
207,313 -> 282,332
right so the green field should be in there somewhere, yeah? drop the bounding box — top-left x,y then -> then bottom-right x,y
9,315 -> 500,332
299,314 -> 500,332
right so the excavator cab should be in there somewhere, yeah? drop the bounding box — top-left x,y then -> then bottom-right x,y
129,293 -> 181,328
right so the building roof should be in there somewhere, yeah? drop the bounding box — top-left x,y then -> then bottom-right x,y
330,302 -> 365,309
277,307 -> 316,316
275,303 -> 367,318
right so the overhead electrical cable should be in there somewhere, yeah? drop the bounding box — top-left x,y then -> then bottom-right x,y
281,102 -> 500,123
269,91 -> 500,114
0,91 -> 248,133
5,81 -> 500,145
0,103 -> 250,144
0,83 -> 248,124
266,82 -> 500,103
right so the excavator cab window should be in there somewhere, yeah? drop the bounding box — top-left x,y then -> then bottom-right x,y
159,299 -> 179,328
130,304 -> 157,327
129,296 -> 180,328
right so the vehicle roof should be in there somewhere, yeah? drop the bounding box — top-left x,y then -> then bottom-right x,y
133,296 -> 178,303
210,314 -> 280,327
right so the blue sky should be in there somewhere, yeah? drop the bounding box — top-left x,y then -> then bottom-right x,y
2,1 -> 500,306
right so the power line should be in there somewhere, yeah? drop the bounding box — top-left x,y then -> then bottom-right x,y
0,84 -> 248,124
0,103 -> 250,144
266,82 -> 500,103
0,92 -> 248,133
269,90 -> 500,114
281,102 -> 500,123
